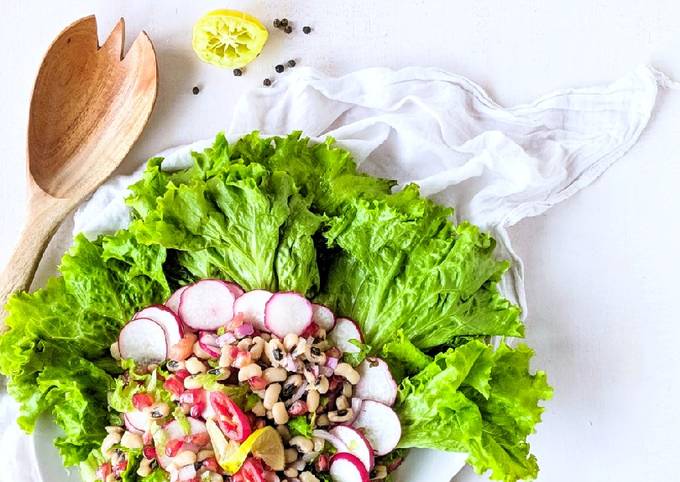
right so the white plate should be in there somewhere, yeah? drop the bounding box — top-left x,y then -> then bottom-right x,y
34,418 -> 467,481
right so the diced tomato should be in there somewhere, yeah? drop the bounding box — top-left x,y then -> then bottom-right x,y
165,438 -> 184,457
112,459 -> 128,475
328,375 -> 344,393
96,462 -> 112,480
143,445 -> 157,460
301,322 -> 319,338
387,456 -> 404,472
163,375 -> 185,397
325,347 -> 342,359
132,392 -> 154,410
209,391 -> 252,442
233,457 -> 265,482
185,431 -> 210,447
202,457 -> 221,473
315,454 -> 330,472
254,418 -> 267,430
179,388 -> 205,405
248,375 -> 268,391
175,369 -> 191,381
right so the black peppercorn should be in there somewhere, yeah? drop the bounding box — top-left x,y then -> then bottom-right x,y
192,86 -> 200,95
280,18 -> 289,27
287,59 -> 296,68
275,64 -> 284,73
273,18 -> 281,28
263,78 -> 272,87
284,25 -> 293,34
233,68 -> 243,77
303,26 -> 312,34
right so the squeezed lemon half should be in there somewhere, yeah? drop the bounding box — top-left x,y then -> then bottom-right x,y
207,420 -> 284,475
192,9 -> 268,68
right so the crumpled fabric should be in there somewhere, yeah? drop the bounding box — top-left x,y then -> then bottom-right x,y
2,65 -> 674,482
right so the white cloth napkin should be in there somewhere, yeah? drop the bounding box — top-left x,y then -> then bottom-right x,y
1,65 -> 673,482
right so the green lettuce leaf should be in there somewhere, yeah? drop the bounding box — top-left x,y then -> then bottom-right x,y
397,340 -> 552,481
319,185 -> 523,349
0,232 -> 169,464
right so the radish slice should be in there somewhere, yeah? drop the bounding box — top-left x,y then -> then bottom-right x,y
179,280 -> 236,331
264,292 -> 313,338
312,429 -> 348,453
351,400 -> 401,456
233,289 -> 273,332
124,411 -> 147,434
198,332 -> 221,358
133,305 -> 184,348
355,358 -> 398,406
329,453 -> 370,482
329,318 -> 363,354
312,304 -> 336,331
157,417 -> 206,469
330,426 -> 375,471
165,286 -> 189,314
118,318 -> 167,364
223,281 -> 245,299
349,398 -> 363,424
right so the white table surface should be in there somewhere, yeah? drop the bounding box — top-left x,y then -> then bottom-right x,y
2,1 -> 680,481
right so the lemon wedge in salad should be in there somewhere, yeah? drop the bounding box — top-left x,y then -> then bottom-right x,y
192,9 -> 268,68
206,420 -> 284,475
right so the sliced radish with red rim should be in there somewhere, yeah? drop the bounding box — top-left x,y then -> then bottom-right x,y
124,411 -> 147,434
312,429 -> 348,453
329,452 -> 370,482
330,426 -> 375,471
312,303 -> 336,331
264,292 -> 313,338
118,317 -> 167,365
233,289 -> 273,332
164,285 -> 188,314
198,332 -> 221,358
351,400 -> 401,456
179,280 -> 236,331
355,357 -> 398,406
329,318 -> 363,354
223,281 -> 245,299
133,305 -> 184,348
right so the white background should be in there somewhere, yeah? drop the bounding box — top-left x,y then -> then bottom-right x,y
2,1 -> 680,481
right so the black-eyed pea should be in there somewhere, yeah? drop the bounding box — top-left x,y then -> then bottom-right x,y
284,447 -> 298,464
293,338 -> 307,357
334,363 -> 360,384
328,409 -> 354,423
197,449 -> 215,462
265,339 -> 286,367
185,356 -> 207,374
300,471 -> 320,482
105,426 -> 123,435
237,338 -> 252,352
207,367 -> 230,381
312,436 -> 324,452
250,337 -> 265,360
101,432 -> 121,457
283,333 -> 299,351
252,401 -> 267,417
283,467 -> 299,478
316,414 -> 330,427
276,424 -> 291,442
136,458 -> 153,477
263,383 -> 282,410
273,402 -> 289,424
173,450 -> 197,467
149,402 -> 170,419
316,375 -> 329,394
193,342 -> 212,360
336,396 -> 349,411
305,345 -> 326,364
289,436 -> 314,453
306,389 -> 320,413
219,345 -> 235,368
293,459 -> 307,471
264,367 -> 287,384
184,375 -> 202,390
237,363 -> 262,382
342,381 -> 353,398
206,473 -> 222,482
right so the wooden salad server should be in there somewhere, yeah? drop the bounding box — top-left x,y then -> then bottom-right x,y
0,16 -> 157,321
